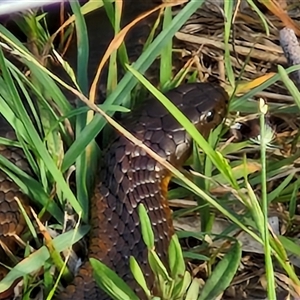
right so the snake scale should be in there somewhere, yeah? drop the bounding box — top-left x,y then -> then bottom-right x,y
0,1 -> 228,299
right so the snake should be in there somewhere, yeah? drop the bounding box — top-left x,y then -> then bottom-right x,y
0,1 -> 228,300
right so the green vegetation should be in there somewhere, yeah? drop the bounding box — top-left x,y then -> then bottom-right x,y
0,0 -> 300,299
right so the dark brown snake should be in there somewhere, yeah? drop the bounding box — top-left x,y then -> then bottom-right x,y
0,1 -> 228,300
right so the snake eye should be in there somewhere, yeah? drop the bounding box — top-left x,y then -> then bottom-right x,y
204,110 -> 215,123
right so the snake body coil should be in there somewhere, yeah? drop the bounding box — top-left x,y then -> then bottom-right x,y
58,82 -> 228,299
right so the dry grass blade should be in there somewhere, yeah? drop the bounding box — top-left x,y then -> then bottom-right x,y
89,0 -> 187,103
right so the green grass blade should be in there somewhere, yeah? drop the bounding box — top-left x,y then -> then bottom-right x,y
0,226 -> 89,293
138,204 -> 155,249
70,0 -> 96,221
258,99 -> 276,299
91,258 -> 139,300
198,241 -> 241,300
223,0 -> 235,87
62,0 -> 206,171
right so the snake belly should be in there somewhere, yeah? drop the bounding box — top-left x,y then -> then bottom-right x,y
57,82 -> 228,299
